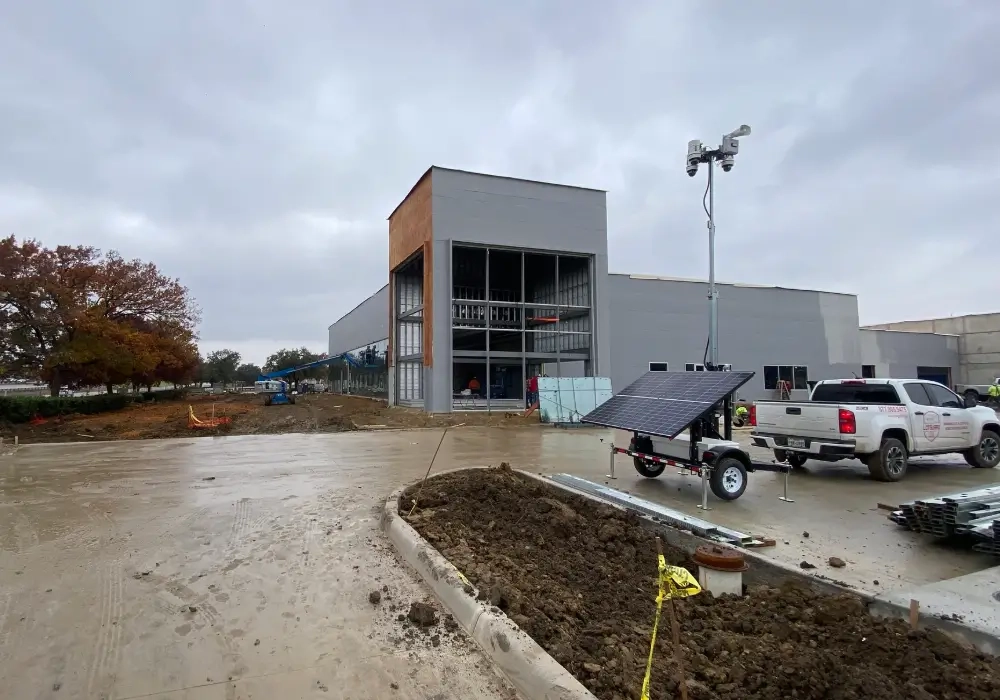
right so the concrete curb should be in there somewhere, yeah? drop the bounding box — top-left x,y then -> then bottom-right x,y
381,487 -> 596,700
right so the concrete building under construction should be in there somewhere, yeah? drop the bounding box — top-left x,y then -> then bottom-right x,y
328,167 -> 964,411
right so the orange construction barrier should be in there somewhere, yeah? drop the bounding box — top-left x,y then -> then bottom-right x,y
187,405 -> 231,429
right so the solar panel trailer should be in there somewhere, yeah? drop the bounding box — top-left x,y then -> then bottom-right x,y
581,370 -> 791,506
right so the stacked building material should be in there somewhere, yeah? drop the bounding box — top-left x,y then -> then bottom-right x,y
889,485 -> 1000,555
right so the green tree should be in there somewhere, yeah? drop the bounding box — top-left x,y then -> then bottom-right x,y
204,349 -> 241,387
235,363 -> 262,385
264,347 -> 325,378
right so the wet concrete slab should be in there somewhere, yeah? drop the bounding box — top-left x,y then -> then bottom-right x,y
1,426 -> 997,698
0,433 -> 518,700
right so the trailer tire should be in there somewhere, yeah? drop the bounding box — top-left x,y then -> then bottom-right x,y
710,457 -> 747,500
633,459 -> 666,478
629,436 -> 665,478
867,437 -> 908,482
969,429 -> 1000,468
787,453 -> 808,469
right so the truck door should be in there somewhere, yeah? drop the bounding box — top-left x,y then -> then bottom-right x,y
923,382 -> 972,449
900,382 -> 939,453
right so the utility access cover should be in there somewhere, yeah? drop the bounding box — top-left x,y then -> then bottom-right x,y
581,370 -> 755,439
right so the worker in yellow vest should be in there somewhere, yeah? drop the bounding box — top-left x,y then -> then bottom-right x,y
988,382 -> 1000,405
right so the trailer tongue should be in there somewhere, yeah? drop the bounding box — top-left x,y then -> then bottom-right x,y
581,370 -> 792,507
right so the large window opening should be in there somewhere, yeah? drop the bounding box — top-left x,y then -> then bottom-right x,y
393,253 -> 424,405
452,245 -> 593,410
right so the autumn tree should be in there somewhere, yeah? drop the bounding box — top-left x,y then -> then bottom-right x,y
0,236 -> 201,395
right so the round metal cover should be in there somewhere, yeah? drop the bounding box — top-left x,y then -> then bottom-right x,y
993,589 -> 1000,603
692,544 -> 748,572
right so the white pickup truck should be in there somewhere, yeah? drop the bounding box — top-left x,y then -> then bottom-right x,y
750,378 -> 1000,481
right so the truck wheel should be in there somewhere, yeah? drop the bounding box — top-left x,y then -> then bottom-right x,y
867,437 -> 908,482
787,453 -> 808,469
264,395 -> 272,406
773,448 -> 787,463
289,395 -> 296,405
964,389 -> 980,406
970,429 -> 1000,468
710,457 -> 748,500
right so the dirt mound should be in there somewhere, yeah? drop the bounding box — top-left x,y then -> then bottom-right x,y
3,392 -> 539,444
401,467 -> 1000,700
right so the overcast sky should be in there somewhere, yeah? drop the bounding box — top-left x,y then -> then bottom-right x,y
2,1 -> 997,366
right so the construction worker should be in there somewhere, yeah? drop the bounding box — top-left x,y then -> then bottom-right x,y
988,382 -> 1000,406
527,373 -> 539,407
468,376 -> 481,395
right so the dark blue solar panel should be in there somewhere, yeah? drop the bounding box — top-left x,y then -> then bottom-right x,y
582,370 -> 754,438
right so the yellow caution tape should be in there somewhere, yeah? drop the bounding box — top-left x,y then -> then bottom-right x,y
640,554 -> 701,700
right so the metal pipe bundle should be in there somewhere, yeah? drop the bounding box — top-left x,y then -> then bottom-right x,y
889,485 -> 1000,556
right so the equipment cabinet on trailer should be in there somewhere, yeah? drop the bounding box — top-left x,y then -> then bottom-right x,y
582,370 -> 792,507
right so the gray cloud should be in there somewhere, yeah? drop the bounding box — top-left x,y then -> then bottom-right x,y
1,0 -> 997,364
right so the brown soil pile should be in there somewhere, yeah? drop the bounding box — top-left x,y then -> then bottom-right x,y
2,393 -> 537,444
401,465 -> 1000,700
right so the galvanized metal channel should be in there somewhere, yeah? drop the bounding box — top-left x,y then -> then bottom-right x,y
546,473 -> 761,546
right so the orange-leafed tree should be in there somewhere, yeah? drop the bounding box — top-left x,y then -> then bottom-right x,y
0,236 -> 200,395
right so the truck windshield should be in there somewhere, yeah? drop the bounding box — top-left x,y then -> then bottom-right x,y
811,383 -> 900,403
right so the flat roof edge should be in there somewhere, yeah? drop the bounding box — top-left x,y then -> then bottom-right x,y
327,283 -> 389,330
613,272 -> 856,297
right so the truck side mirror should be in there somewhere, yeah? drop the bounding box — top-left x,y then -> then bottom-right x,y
964,393 -> 978,408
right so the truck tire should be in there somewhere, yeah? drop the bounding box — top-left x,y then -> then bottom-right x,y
630,437 -> 665,478
264,395 -> 272,406
710,457 -> 748,500
867,437 -> 908,482
787,453 -> 808,469
963,389 -> 980,406
969,429 -> 1000,468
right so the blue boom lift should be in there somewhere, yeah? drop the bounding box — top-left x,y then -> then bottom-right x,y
255,353 -> 364,406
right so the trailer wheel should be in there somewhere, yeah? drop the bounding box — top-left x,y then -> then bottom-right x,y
710,457 -> 747,500
629,436 -> 665,478
867,437 -> 907,482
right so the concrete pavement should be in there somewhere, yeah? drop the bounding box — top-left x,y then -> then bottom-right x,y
1,426 -> 997,698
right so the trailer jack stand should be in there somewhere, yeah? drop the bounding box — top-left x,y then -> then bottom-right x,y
697,466 -> 711,511
606,443 -> 617,479
778,466 -> 794,503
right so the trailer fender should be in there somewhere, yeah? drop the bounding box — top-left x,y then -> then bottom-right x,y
708,447 -> 753,472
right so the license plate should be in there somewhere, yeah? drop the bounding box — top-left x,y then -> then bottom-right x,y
788,438 -> 806,448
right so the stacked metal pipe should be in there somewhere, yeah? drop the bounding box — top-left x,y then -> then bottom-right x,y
889,485 -> 1000,555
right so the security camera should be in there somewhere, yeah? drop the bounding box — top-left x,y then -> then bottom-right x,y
686,139 -> 703,177
721,155 -> 735,172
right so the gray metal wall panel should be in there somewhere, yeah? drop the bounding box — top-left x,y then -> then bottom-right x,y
328,285 -> 389,356
607,276 -> 862,401
859,329 -> 960,383
430,168 -> 608,255
427,238 -> 454,412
